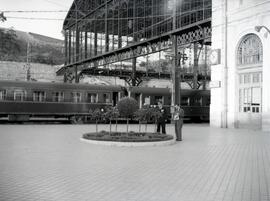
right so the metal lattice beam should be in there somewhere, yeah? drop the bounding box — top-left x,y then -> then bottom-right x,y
57,20 -> 211,75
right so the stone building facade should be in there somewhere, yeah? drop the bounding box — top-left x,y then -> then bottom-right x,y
211,0 -> 270,131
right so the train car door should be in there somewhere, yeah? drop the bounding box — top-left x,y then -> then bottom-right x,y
134,93 -> 140,103
112,92 -> 118,106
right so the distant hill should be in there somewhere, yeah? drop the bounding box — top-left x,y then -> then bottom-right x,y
0,27 -> 64,65
0,61 -> 63,82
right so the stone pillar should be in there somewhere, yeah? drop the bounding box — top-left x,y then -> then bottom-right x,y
261,26 -> 270,131
210,0 -> 226,127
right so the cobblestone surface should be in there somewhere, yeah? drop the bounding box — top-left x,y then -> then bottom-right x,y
0,123 -> 270,201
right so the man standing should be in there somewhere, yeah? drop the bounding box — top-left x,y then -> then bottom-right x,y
157,101 -> 166,134
173,105 -> 184,141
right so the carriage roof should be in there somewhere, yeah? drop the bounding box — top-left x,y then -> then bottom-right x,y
0,80 -> 123,92
127,86 -> 210,96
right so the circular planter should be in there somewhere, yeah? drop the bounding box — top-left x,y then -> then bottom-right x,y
81,131 -> 175,147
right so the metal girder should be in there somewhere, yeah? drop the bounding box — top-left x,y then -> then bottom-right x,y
63,65 -> 210,86
57,19 -> 211,76
80,68 -> 210,82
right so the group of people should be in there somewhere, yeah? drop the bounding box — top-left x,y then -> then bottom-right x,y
156,101 -> 184,141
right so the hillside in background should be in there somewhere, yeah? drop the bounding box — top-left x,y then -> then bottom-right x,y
0,27 -> 64,65
0,61 -> 62,82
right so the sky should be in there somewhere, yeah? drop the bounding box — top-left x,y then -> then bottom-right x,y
0,0 -> 74,40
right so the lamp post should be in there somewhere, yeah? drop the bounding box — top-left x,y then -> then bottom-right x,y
255,25 -> 270,34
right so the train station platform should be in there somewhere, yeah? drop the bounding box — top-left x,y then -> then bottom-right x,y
0,123 -> 270,201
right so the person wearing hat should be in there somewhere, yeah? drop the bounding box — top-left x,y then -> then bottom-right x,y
173,104 -> 184,141
156,101 -> 166,134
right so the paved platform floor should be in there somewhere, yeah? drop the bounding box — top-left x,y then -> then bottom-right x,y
0,123 -> 270,201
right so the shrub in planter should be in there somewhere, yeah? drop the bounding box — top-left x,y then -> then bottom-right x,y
134,108 -> 146,132
104,106 -> 120,134
149,106 -> 162,132
92,108 -> 105,132
116,97 -> 139,133
135,105 -> 162,132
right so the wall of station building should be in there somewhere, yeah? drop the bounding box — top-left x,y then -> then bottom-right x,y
210,0 -> 270,131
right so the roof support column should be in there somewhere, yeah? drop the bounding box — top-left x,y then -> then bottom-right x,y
68,29 -> 71,64
131,57 -> 137,86
172,0 -> 181,107
193,43 -> 199,89
84,29 -> 87,59
75,1 -> 79,83
105,1 -> 109,52
63,30 -> 67,71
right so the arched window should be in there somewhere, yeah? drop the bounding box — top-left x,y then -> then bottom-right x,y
237,34 -> 263,116
237,34 -> 263,65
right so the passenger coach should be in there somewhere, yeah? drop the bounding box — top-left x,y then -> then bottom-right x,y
0,80 -> 124,122
0,80 -> 210,123
128,86 -> 210,122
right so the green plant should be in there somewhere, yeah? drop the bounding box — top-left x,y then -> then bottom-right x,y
88,108 -> 93,122
143,106 -> 154,132
92,108 -> 105,133
104,106 -> 120,134
117,97 -> 139,134
150,106 -> 162,133
135,105 -> 162,133
134,109 -> 145,132
112,107 -> 120,132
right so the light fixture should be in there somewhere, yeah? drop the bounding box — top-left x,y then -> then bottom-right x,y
255,25 -> 270,34
255,26 -> 262,32
0,12 -> 6,22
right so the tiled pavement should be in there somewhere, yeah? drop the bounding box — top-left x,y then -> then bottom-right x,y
0,123 -> 270,201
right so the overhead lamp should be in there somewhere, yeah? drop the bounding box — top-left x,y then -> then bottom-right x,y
255,25 -> 270,34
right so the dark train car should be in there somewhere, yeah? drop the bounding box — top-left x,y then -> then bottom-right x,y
128,86 -> 210,122
0,80 -> 124,122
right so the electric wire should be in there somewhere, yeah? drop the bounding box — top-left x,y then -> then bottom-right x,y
4,6 -> 211,22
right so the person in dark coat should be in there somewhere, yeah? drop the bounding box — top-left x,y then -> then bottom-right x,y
156,101 -> 166,134
173,104 -> 184,141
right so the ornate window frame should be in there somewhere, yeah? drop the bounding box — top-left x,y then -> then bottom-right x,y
237,34 -> 263,67
237,34 -> 263,114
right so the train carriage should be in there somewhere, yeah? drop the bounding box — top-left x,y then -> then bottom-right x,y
0,80 -> 210,123
0,80 -> 124,122
128,86 -> 210,122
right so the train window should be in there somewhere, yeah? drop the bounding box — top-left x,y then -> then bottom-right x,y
52,92 -> 64,102
87,93 -> 98,103
14,90 -> 26,101
71,92 -> 82,103
15,93 -> 23,101
181,97 -> 190,106
144,96 -> 150,105
194,97 -> 202,106
103,93 -> 111,103
154,96 -> 163,104
0,90 -> 6,100
33,91 -> 46,102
